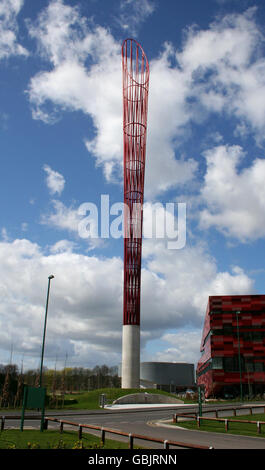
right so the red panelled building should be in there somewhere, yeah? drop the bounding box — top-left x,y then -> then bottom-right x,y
197,295 -> 265,398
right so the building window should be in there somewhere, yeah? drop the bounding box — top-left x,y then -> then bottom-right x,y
223,325 -> 233,335
212,328 -> 223,336
212,357 -> 223,369
252,331 -> 263,341
243,331 -> 252,341
245,362 -> 254,372
254,362 -> 264,372
203,330 -> 212,347
223,357 -> 234,372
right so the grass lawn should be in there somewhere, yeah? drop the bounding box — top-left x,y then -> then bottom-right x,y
2,388 -> 254,412
176,413 -> 265,438
0,429 -> 135,449
49,387 -> 179,410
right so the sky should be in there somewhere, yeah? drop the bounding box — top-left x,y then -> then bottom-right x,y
1,0 -> 265,372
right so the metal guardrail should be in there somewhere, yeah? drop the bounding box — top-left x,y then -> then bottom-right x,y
0,414 -> 42,431
173,404 -> 265,435
44,416 -> 213,449
0,413 -> 213,449
173,403 -> 265,420
174,414 -> 265,434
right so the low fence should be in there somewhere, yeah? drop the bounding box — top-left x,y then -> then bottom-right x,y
43,416 -> 212,449
173,403 -> 265,420
173,404 -> 265,436
0,414 -> 212,449
0,414 -> 41,432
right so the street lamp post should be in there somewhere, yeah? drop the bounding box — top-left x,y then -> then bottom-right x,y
236,310 -> 243,401
198,385 -> 203,417
39,275 -> 54,388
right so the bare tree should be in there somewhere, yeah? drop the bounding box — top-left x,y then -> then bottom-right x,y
14,361 -> 24,408
1,366 -> 11,408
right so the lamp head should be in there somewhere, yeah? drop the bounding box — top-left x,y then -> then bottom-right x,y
48,275 -> 55,280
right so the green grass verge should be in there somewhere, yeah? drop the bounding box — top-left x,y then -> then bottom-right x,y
49,388 -> 179,410
176,413 -> 265,438
3,388 -> 254,412
0,429 -> 135,449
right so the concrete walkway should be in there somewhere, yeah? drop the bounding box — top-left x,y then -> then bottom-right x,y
105,403 -> 192,410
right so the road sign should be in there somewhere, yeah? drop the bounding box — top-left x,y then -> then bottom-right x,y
20,386 -> 46,432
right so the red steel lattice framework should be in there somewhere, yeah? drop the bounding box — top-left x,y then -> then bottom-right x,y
122,39 -> 149,326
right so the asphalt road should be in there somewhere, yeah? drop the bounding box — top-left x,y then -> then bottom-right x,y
2,404 -> 265,449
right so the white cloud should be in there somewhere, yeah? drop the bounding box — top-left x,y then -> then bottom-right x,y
199,144 -> 265,241
27,4 -> 265,200
26,3 -> 265,204
43,164 -> 65,196
26,0 -> 197,198
0,112 -> 9,130
0,0 -> 28,60
27,0 -> 89,66
1,227 -> 9,242
49,239 -> 77,254
27,1 -> 122,177
142,239 -> 254,335
40,199 -> 103,250
21,222 -> 28,232
176,7 -> 265,142
145,45 -> 198,197
177,8 -> 260,72
41,200 -> 81,233
117,0 -> 156,36
154,329 -> 202,365
0,238 -> 123,368
0,236 -> 253,368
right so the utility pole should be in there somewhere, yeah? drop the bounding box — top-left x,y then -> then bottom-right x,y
236,310 -> 243,401
39,275 -> 54,388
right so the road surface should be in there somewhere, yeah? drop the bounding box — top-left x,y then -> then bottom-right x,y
2,403 -> 265,449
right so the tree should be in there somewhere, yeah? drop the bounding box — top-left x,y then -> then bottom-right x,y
0,366 -> 11,407
14,370 -> 24,408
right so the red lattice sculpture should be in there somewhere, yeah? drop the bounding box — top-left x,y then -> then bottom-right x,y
122,39 -> 149,326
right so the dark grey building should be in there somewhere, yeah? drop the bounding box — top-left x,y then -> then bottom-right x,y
140,362 -> 195,392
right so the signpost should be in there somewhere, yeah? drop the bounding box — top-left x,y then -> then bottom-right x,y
198,386 -> 203,417
99,393 -> 107,408
20,386 -> 46,432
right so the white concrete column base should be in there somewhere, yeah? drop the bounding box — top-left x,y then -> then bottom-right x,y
121,324 -> 140,389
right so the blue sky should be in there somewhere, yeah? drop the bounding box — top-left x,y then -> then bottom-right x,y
1,0 -> 265,371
